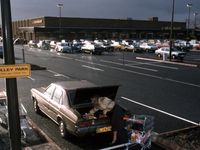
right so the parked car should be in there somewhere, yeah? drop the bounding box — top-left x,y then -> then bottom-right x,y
55,42 -> 72,53
31,80 -> 119,137
124,43 -> 144,53
50,41 -> 57,49
155,47 -> 186,60
81,43 -> 95,54
140,43 -> 157,52
71,43 -> 82,53
37,40 -> 50,50
0,46 -> 3,58
28,40 -> 37,48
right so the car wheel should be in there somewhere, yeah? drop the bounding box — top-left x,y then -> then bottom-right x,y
59,120 -> 67,138
33,99 -> 41,114
172,55 -> 176,59
157,54 -> 162,58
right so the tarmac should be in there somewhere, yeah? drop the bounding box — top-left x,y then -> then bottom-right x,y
1,49 -> 199,150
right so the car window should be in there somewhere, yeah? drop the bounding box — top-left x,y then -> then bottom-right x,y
44,84 -> 55,98
52,87 -> 63,104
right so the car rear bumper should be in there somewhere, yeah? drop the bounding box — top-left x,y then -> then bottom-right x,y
75,124 -> 112,136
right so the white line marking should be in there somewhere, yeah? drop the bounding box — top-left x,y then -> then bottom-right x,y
100,59 -> 158,72
55,54 -> 73,59
27,76 -> 35,81
82,65 -> 104,71
118,59 -> 179,70
136,57 -> 198,67
121,96 -> 199,126
20,103 -> 27,114
75,59 -> 200,88
47,70 -> 70,79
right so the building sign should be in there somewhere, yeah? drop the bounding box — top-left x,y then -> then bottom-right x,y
32,19 -> 43,24
0,64 -> 31,78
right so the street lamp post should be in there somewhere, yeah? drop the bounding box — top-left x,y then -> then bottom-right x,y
194,12 -> 198,38
57,3 -> 63,40
194,12 -> 198,29
187,3 -> 192,39
169,0 -> 175,61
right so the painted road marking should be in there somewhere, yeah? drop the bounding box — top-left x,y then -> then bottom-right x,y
47,70 -> 70,79
136,57 -> 198,67
100,59 -> 158,72
76,58 -> 200,88
56,53 -> 73,59
121,96 -> 199,126
82,65 -> 104,71
118,59 -> 179,70
27,76 -> 35,81
20,103 -> 27,114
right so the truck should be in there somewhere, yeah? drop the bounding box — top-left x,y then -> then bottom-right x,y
30,80 -> 119,138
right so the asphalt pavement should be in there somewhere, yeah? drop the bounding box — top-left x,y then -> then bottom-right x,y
1,46 -> 200,149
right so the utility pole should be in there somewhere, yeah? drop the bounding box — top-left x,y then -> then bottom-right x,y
187,3 -> 192,39
0,0 -> 21,149
57,3 -> 63,40
169,0 -> 175,61
194,12 -> 198,38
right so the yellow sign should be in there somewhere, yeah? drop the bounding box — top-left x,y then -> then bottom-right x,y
0,64 -> 31,78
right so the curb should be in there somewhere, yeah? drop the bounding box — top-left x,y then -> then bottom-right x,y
136,57 -> 198,67
24,117 -> 61,150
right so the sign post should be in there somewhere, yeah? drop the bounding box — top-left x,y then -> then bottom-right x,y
0,64 -> 31,78
0,0 -> 26,149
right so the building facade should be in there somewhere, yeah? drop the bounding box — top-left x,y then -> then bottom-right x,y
11,16 -> 199,41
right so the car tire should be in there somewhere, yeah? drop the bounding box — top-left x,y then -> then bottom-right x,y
33,99 -> 41,114
157,54 -> 162,58
59,120 -> 67,138
172,55 -> 176,59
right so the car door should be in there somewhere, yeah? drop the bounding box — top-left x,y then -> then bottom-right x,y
41,84 -> 56,115
48,86 -> 64,122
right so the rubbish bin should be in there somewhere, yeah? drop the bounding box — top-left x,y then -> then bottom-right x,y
163,53 -> 167,61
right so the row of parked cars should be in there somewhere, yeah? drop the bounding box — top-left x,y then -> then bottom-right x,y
27,39 -> 199,56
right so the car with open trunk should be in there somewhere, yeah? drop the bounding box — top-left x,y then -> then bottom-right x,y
31,80 -> 119,138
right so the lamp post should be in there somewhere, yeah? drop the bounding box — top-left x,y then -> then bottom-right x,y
169,0 -> 175,61
187,3 -> 192,39
57,3 -> 63,40
194,12 -> 198,29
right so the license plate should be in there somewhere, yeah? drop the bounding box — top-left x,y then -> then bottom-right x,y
96,126 -> 112,133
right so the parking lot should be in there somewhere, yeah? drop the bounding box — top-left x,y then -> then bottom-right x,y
0,44 -> 200,149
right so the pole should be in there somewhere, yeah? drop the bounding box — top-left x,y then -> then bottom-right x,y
57,3 -> 63,40
22,46 -> 25,63
187,3 -> 192,39
0,0 -> 21,149
169,0 -> 175,61
194,13 -> 196,29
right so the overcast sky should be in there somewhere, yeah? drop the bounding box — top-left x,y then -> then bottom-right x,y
5,0 -> 199,23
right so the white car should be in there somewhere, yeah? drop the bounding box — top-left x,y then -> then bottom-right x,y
155,47 -> 186,60
50,41 -> 57,49
55,42 -> 72,53
139,43 -> 157,52
81,43 -> 95,54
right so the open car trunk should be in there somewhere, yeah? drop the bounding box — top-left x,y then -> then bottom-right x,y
69,85 -> 119,130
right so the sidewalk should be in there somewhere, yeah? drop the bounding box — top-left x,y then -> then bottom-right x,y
0,120 -> 61,150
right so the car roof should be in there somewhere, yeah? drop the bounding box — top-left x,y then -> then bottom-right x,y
52,80 -> 96,90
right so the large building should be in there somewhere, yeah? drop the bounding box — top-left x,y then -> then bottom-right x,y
11,16 -> 199,41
